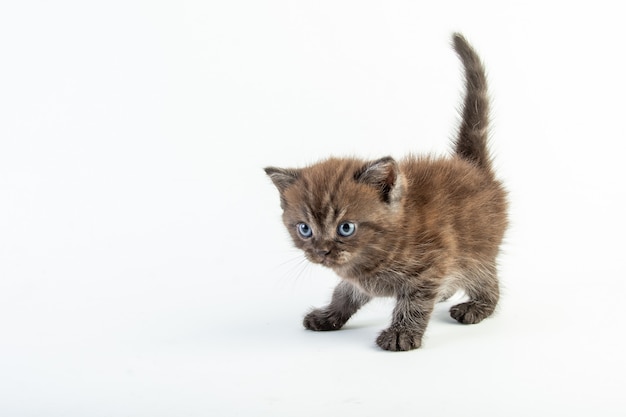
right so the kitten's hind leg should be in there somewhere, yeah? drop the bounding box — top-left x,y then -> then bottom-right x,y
303,281 -> 371,331
450,262 -> 499,324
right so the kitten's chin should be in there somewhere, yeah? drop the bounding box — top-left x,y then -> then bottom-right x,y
321,258 -> 341,268
308,257 -> 339,268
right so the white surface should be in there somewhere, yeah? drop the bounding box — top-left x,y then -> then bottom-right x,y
1,1 -> 625,416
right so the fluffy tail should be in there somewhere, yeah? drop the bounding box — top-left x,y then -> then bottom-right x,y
452,33 -> 492,173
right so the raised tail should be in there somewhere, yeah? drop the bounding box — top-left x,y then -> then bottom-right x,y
452,33 -> 492,173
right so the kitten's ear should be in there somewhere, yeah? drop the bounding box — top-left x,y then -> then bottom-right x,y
354,157 -> 403,203
264,167 -> 300,193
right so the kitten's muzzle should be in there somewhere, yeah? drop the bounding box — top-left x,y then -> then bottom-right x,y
315,249 -> 331,257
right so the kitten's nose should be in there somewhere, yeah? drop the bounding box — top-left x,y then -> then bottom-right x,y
316,249 -> 331,257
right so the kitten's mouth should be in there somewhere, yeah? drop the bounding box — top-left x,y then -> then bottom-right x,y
309,251 -> 350,268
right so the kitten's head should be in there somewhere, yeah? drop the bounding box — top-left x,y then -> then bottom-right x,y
265,157 -> 405,272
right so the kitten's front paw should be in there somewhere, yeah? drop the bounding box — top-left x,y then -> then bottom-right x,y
303,309 -> 346,331
376,327 -> 422,351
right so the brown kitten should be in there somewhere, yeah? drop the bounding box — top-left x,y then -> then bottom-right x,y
265,33 -> 508,351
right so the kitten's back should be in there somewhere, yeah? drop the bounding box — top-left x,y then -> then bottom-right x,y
400,155 -> 507,259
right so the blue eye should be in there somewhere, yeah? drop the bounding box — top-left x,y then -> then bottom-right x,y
337,222 -> 356,237
297,223 -> 313,238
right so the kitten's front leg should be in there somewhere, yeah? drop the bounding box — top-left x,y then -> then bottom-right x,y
377,285 -> 437,351
304,281 -> 371,331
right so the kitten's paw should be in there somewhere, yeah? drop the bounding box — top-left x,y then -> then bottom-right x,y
450,301 -> 493,324
303,309 -> 346,331
376,327 -> 422,351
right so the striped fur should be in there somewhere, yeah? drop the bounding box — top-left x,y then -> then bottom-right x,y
265,34 -> 508,351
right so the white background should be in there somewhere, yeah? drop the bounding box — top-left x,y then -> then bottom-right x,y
1,1 -> 625,416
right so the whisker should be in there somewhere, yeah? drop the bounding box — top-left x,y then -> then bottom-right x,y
271,251 -> 314,291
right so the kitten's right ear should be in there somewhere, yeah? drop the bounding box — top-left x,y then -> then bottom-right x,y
264,167 -> 300,193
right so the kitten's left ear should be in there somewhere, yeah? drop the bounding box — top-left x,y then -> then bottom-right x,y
264,167 -> 300,193
355,157 -> 404,204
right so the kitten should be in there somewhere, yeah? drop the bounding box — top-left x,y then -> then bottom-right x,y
265,33 -> 508,351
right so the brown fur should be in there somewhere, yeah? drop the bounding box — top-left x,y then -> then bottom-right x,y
265,33 -> 508,351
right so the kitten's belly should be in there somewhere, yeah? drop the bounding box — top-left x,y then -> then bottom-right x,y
336,267 -> 461,299
335,269 -> 405,297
